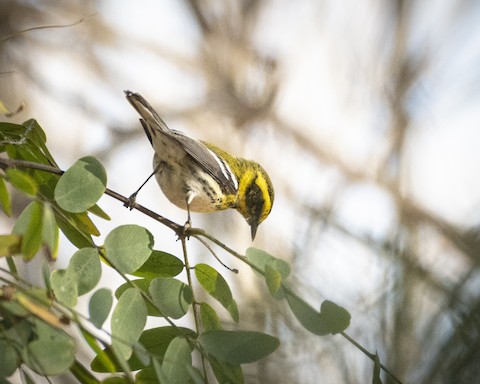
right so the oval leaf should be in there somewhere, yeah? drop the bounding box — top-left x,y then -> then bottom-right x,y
161,337 -> 192,384
0,175 -> 12,216
0,340 -> 19,378
319,300 -> 351,335
12,201 -> 43,260
198,330 -> 279,364
6,168 -> 38,196
50,269 -> 78,307
246,247 -> 291,278
286,293 -> 351,335
89,288 -> 113,329
22,338 -> 76,375
111,288 -> 147,360
116,279 -> 161,317
68,247 -> 101,295
133,250 -> 184,279
286,292 -> 326,335
53,209 -> 95,249
104,225 -> 153,274
54,156 -> 107,213
209,357 -> 244,384
194,264 -> 238,322
41,204 -> 59,260
200,302 -> 222,331
149,278 -> 192,319
264,264 -> 284,299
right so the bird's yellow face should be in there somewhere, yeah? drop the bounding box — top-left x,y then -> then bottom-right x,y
236,164 -> 274,240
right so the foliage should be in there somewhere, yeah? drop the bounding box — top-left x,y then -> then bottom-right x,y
0,120 -> 399,383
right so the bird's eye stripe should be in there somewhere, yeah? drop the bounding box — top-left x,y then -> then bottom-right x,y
207,148 -> 238,190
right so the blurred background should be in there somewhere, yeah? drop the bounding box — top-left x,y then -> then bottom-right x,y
2,0 -> 480,383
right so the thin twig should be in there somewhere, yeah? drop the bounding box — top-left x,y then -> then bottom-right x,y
193,235 -> 238,273
0,14 -> 97,42
341,331 -> 404,384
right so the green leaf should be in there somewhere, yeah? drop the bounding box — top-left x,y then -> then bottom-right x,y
116,279 -> 161,317
0,176 -> 12,216
0,234 -> 21,257
69,360 -> 102,384
22,323 -> 76,377
246,247 -> 290,278
50,269 -> 78,307
209,357 -> 244,384
53,209 -> 95,249
24,119 -> 57,166
68,247 -> 101,295
319,300 -> 351,334
90,348 -> 119,373
149,277 -> 192,319
3,121 -> 56,174
69,210 -> 101,237
226,300 -> 239,324
133,250 -> 184,279
136,364 -> 169,383
6,168 -> 38,196
161,337 -> 192,384
54,156 -> 107,213
264,264 -> 285,299
12,201 -> 43,260
0,340 -> 19,378
41,204 -> 59,260
186,365 -> 206,384
111,288 -> 147,360
89,288 -> 113,329
88,203 -> 111,220
200,302 -> 222,331
104,225 -> 153,274
4,319 -> 32,347
0,299 -> 29,317
285,292 -> 326,335
22,339 -> 76,375
91,326 -> 195,373
194,263 -> 238,322
286,293 -> 351,335
138,327 -> 195,363
198,330 -> 279,364
131,341 -> 150,367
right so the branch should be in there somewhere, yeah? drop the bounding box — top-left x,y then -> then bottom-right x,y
0,157 -> 183,234
1,157 -> 404,383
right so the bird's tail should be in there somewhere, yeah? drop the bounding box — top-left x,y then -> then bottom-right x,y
124,90 -> 171,145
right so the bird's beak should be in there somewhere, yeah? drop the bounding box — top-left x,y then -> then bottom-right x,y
250,222 -> 258,240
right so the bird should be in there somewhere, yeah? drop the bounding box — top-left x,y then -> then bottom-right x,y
124,91 -> 274,240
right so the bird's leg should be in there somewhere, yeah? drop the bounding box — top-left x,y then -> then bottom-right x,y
124,163 -> 161,209
185,193 -> 193,228
181,192 -> 194,238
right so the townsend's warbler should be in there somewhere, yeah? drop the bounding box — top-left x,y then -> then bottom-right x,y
125,91 -> 274,240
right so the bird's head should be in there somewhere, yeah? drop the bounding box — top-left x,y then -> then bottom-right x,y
236,163 -> 274,240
